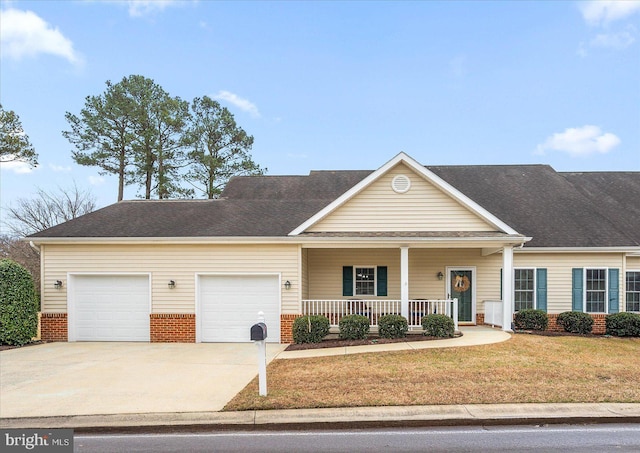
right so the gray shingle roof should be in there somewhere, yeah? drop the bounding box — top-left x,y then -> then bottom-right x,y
427,165 -> 639,248
29,164 -> 639,248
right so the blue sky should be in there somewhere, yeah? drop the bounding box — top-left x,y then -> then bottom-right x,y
1,0 -> 639,230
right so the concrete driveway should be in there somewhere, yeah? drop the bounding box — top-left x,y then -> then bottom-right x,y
0,342 -> 286,419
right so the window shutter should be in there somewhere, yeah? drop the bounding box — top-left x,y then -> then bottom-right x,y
377,266 -> 388,296
572,268 -> 583,312
609,268 -> 619,314
500,268 -> 503,300
536,268 -> 547,312
343,266 -> 353,297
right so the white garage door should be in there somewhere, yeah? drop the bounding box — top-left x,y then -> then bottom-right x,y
71,275 -> 150,342
199,275 -> 280,343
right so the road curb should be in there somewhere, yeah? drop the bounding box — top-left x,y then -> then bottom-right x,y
1,403 -> 639,433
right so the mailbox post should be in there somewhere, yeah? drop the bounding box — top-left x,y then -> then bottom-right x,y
251,311 -> 268,396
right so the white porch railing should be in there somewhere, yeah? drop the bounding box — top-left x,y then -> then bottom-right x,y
301,299 -> 459,331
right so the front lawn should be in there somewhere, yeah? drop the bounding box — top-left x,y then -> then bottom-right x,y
224,334 -> 640,411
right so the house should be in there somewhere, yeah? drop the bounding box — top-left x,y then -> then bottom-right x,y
28,153 -> 640,343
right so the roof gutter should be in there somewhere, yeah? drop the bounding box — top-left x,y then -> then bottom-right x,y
518,246 -> 640,253
26,235 -> 532,247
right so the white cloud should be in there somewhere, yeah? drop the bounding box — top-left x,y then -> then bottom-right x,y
213,91 -> 261,118
0,8 -> 82,64
49,163 -> 72,173
128,0 -> 177,17
590,26 -> 636,49
0,155 -> 35,174
535,125 -> 621,157
580,0 -> 640,27
88,175 -> 105,186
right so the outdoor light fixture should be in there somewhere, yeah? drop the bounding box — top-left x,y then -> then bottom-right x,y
168,280 -> 176,289
54,280 -> 63,289
437,272 -> 444,281
284,280 -> 291,290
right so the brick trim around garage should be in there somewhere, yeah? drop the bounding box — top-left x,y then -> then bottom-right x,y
40,313 -> 68,341
280,314 -> 300,344
150,313 -> 196,343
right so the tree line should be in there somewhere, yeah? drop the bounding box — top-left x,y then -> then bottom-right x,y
64,74 -> 264,200
1,75 -> 265,287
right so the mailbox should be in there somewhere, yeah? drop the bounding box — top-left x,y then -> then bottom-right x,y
251,322 -> 267,341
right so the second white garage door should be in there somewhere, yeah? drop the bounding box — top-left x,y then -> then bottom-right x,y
70,274 -> 150,342
199,274 -> 280,343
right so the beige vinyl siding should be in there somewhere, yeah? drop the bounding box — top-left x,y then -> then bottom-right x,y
627,256 -> 640,269
301,248 -> 310,300
307,249 -> 401,299
307,163 -> 495,232
514,253 -> 625,313
41,243 -> 300,314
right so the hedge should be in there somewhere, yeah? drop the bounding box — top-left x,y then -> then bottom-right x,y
0,259 -> 38,346
605,312 -> 640,337
292,315 -> 330,344
514,309 -> 548,331
339,314 -> 370,340
421,314 -> 455,338
556,311 -> 593,334
378,314 -> 408,339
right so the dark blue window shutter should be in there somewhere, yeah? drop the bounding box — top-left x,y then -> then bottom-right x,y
536,268 -> 547,312
377,266 -> 388,296
572,268 -> 583,312
343,266 -> 353,297
609,268 -> 619,314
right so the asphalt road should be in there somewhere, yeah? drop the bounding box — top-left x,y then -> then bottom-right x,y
75,423 -> 640,452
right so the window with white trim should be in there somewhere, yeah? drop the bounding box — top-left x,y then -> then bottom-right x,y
514,268 -> 535,311
627,271 -> 640,313
355,267 -> 375,296
585,268 -> 607,313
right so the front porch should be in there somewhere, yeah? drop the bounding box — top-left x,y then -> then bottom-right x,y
302,298 -> 459,331
297,243 -> 521,334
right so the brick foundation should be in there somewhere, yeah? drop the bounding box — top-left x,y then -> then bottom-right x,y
40,313 -> 68,341
476,313 -> 484,325
547,313 -> 606,335
150,314 -> 196,343
280,314 -> 300,344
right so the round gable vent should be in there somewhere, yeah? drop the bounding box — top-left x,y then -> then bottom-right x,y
391,174 -> 411,193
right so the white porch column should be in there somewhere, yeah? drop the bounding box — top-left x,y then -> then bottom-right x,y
400,246 -> 409,319
502,245 -> 514,332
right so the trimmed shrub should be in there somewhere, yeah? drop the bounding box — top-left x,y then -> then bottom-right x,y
514,309 -> 548,331
606,312 -> 640,337
556,311 -> 593,334
378,314 -> 408,339
0,259 -> 38,346
422,314 -> 455,338
292,315 -> 330,344
339,314 -> 370,340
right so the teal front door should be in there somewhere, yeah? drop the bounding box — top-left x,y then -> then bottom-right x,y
450,269 -> 473,323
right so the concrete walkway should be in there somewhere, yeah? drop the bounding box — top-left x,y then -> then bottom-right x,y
276,326 -> 511,359
2,403 -> 639,431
